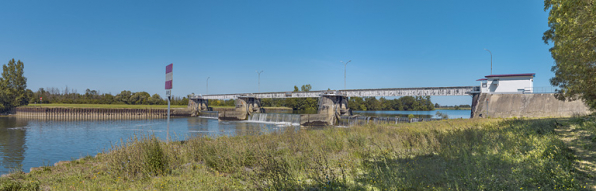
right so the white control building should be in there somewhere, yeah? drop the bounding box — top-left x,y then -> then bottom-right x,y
476,73 -> 535,94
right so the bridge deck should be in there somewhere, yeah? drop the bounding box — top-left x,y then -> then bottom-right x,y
191,86 -> 480,100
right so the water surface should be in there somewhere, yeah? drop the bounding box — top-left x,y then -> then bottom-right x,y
0,117 -> 295,175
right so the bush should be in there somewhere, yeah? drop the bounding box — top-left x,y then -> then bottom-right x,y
106,135 -> 168,178
436,111 -> 449,119
143,137 -> 167,176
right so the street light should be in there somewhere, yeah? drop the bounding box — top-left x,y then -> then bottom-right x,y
206,77 -> 210,95
484,48 -> 492,75
340,60 -> 351,89
256,70 -> 263,93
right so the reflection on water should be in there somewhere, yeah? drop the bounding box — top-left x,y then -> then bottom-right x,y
0,117 -> 28,173
0,117 -> 297,175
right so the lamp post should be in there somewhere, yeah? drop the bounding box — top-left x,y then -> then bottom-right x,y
206,77 -> 210,95
340,60 -> 351,89
484,48 -> 492,75
256,70 -> 263,93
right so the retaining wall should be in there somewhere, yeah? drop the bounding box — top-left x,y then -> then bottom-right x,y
472,93 -> 591,118
15,107 -> 192,119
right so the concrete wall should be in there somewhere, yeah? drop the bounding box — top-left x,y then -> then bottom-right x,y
472,93 -> 591,118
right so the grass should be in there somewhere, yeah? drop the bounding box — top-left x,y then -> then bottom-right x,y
1,116 -> 594,190
18,103 -> 189,109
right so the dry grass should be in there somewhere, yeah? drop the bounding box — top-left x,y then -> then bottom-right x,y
1,117 -> 593,190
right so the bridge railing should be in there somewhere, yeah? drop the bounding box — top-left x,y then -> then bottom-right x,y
523,86 -> 557,94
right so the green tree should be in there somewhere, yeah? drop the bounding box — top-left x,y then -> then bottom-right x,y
0,59 -> 30,112
130,92 -> 151,104
543,0 -> 596,110
115,90 -> 132,104
300,84 -> 312,92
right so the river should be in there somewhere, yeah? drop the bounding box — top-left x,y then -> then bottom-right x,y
0,109 -> 469,175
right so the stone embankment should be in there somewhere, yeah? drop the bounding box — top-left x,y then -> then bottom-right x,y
15,107 -> 192,119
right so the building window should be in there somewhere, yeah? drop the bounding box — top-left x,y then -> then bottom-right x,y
482,82 -> 487,88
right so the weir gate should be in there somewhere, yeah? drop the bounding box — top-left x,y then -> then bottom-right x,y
189,86 -> 481,126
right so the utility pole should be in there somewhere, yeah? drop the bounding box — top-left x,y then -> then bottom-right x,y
206,77 -> 210,95
256,70 -> 263,93
340,60 -> 351,89
484,48 -> 492,75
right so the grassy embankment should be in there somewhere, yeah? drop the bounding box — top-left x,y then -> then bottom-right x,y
1,116 -> 595,190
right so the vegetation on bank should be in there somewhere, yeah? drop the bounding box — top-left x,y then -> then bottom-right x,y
436,106 -> 472,110
2,116 -> 594,190
0,59 -> 31,113
543,0 -> 596,110
31,88 -> 189,106
348,96 -> 434,111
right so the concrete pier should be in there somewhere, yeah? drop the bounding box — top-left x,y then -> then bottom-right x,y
188,97 -> 210,116
300,93 -> 350,126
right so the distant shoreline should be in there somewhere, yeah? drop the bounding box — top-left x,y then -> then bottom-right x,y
435,107 -> 472,110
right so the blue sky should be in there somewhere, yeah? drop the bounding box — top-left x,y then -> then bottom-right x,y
0,0 -> 553,105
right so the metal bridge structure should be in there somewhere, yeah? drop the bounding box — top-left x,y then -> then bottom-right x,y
190,86 -> 480,100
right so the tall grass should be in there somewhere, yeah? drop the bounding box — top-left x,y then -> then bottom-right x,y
1,117 -> 591,190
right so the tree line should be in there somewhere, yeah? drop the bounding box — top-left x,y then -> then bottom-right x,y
348,96 -> 434,111
32,88 -> 188,105
210,84 -> 436,111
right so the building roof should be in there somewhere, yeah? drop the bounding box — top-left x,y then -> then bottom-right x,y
476,78 -> 487,81
485,73 -> 535,78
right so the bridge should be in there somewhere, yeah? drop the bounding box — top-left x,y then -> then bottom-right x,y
190,86 -> 479,100
188,86 -> 481,126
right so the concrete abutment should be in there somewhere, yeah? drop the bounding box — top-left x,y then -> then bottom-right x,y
300,94 -> 351,126
471,93 -> 591,118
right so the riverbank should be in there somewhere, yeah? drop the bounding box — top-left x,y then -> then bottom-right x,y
435,107 -> 472,110
1,116 -> 594,190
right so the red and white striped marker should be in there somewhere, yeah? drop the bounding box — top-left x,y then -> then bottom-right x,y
165,63 -> 173,90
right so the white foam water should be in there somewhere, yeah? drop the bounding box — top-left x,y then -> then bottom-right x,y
248,113 -> 301,126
